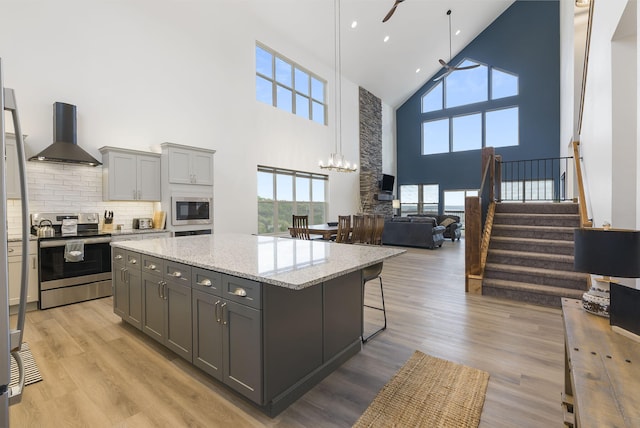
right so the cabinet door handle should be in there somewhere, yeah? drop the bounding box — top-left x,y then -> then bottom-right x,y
214,300 -> 221,323
163,282 -> 168,300
157,280 -> 163,299
32,256 -> 36,270
121,267 -> 126,282
115,254 -> 123,260
221,302 -> 227,325
232,287 -> 247,297
196,278 -> 212,287
8,248 -> 14,253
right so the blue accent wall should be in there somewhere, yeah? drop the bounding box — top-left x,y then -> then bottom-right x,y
396,1 -> 560,211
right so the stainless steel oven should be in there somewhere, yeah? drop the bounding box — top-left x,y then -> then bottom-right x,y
172,196 -> 212,226
32,212 -> 113,309
38,236 -> 112,309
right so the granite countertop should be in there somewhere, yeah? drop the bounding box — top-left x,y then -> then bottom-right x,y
7,234 -> 37,242
111,233 -> 406,290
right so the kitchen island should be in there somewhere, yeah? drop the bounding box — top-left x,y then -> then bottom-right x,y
110,233 -> 404,416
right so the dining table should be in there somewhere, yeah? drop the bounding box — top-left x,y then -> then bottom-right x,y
288,223 -> 338,240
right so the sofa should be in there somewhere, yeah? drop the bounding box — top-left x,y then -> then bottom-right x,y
415,213 -> 462,242
381,216 -> 445,249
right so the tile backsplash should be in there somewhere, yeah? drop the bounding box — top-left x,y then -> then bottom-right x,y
7,162 -> 157,233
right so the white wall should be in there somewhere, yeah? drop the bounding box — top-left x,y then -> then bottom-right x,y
0,0 -> 378,234
575,0 -> 630,227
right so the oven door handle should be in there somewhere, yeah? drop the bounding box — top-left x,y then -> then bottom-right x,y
39,236 -> 112,248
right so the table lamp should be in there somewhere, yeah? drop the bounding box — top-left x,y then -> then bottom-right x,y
392,199 -> 400,217
574,228 -> 640,335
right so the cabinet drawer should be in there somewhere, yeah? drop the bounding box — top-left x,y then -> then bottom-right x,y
222,275 -> 261,309
141,254 -> 164,276
164,261 -> 191,285
125,251 -> 142,270
192,267 -> 222,296
112,247 -> 128,265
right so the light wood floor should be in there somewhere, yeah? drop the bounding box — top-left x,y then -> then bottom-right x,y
9,240 -> 564,427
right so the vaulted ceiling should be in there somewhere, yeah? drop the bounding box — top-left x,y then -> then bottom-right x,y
247,0 -> 515,107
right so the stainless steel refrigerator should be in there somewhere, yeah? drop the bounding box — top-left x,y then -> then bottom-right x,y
0,58 -> 30,426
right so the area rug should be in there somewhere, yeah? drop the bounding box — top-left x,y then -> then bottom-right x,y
353,350 -> 489,428
9,342 -> 43,388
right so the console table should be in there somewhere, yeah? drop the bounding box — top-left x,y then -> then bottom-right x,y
562,298 -> 640,427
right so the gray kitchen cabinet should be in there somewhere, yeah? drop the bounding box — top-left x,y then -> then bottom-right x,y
142,258 -> 192,362
192,269 -> 262,404
113,248 -> 142,329
7,240 -> 38,307
100,146 -> 161,201
162,143 -> 214,186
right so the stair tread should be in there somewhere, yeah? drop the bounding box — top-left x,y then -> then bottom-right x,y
489,249 -> 574,262
485,262 -> 586,279
495,213 -> 580,218
493,224 -> 577,231
490,236 -> 574,246
483,278 -> 586,296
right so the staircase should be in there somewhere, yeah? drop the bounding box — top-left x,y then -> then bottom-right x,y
482,202 -> 588,307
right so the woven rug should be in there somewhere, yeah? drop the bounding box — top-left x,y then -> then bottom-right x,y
9,342 -> 43,388
353,350 -> 489,428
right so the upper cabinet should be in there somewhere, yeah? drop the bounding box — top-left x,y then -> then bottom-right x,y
100,147 -> 161,201
162,143 -> 215,186
5,134 -> 23,200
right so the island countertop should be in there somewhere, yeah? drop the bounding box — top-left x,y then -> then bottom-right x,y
111,233 -> 405,290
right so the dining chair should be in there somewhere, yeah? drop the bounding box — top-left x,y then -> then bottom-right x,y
372,214 -> 385,245
291,215 -> 310,240
351,215 -> 366,244
335,215 -> 351,243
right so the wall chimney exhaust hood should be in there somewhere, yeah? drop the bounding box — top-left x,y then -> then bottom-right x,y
29,102 -> 102,166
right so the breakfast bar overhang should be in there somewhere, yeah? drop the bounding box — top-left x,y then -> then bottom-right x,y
110,234 -> 404,416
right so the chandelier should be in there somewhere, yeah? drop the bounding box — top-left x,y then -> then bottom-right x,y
319,0 -> 357,173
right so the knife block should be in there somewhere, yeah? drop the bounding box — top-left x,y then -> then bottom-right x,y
102,223 -> 113,232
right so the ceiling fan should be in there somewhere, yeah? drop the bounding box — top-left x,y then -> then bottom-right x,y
382,0 -> 405,23
434,10 -> 480,81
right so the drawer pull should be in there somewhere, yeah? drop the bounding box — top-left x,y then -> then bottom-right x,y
196,278 -> 212,287
130,259 -> 137,264
168,271 -> 182,278
114,254 -> 123,260
146,264 -> 157,270
8,248 -> 14,253
233,287 -> 247,297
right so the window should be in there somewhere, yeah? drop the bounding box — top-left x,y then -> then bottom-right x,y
258,166 -> 328,234
420,59 -> 520,154
399,184 -> 439,216
256,43 -> 327,125
443,189 -> 478,225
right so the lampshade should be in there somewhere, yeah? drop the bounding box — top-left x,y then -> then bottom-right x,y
574,228 -> 640,278
392,199 -> 400,209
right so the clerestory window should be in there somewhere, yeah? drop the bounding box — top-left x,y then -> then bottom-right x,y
421,59 -> 519,155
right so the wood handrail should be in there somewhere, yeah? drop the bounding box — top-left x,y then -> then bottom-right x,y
577,0 -> 595,136
572,141 -> 592,227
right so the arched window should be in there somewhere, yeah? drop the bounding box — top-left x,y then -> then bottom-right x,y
421,59 -> 519,155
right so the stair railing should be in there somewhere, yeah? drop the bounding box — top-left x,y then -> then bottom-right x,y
572,141 -> 593,227
465,147 -> 500,293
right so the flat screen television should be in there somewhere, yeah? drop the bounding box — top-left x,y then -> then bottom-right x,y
380,174 -> 395,192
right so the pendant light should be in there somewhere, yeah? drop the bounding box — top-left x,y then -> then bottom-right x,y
319,0 -> 357,173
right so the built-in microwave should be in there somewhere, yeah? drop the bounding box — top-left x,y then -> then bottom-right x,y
172,196 -> 212,226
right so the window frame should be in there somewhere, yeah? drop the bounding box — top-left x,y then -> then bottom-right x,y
420,59 -> 520,155
257,165 -> 328,235
399,184 -> 439,216
256,42 -> 328,125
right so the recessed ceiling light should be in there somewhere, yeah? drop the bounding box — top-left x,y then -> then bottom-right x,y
383,35 -> 390,43
351,21 -> 358,29
416,68 -> 421,73
455,29 -> 461,36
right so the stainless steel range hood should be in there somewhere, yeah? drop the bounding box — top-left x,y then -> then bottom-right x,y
28,102 -> 101,166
